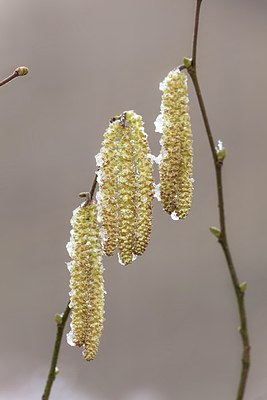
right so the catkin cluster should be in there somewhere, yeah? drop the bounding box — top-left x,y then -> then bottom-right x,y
155,68 -> 193,219
67,202 -> 105,361
96,111 -> 154,266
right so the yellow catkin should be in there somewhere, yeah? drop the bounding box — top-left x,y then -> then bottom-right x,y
127,111 -> 154,255
176,112 -> 193,219
83,203 -> 105,361
67,202 -> 105,360
117,124 -> 136,265
157,68 -> 193,219
67,206 -> 91,347
96,112 -> 154,265
97,123 -> 120,256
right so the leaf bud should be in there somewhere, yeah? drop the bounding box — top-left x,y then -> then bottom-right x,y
183,57 -> 192,69
54,313 -> 63,325
15,66 -> 29,76
239,281 -> 248,293
209,226 -> 221,238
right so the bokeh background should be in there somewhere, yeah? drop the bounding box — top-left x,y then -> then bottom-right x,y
0,0 -> 267,399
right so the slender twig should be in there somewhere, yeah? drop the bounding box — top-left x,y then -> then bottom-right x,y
187,1 -> 250,399
42,173 -> 99,400
0,66 -> 29,88
90,173 -> 98,201
191,0 -> 203,68
42,302 -> 70,400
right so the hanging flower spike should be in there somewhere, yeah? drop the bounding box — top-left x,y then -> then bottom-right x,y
67,205 -> 91,347
83,203 -> 105,361
67,202 -> 105,360
127,111 -> 154,255
156,68 -> 193,219
117,119 -> 136,265
96,112 -> 154,265
96,122 -> 120,256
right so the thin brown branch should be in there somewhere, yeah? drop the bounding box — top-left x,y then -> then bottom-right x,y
90,172 -> 98,200
42,173 -> 99,399
187,1 -> 250,399
0,66 -> 29,88
191,0 -> 203,68
42,302 -> 70,400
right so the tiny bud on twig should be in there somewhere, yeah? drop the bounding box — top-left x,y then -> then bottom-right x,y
239,282 -> 248,293
54,313 -> 63,325
216,140 -> 227,163
0,66 -> 29,88
15,66 -> 29,76
209,226 -> 221,238
183,57 -> 192,69
79,192 -> 89,198
217,148 -> 227,163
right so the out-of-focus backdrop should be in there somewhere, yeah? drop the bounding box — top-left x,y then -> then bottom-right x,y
0,1 -> 266,399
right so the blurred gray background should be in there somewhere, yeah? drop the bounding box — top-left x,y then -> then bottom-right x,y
0,0 -> 267,399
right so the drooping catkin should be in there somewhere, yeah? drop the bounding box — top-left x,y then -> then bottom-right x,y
82,203 -> 105,361
66,202 -> 105,361
117,124 -> 136,265
96,111 -> 154,265
127,111 -> 154,255
155,68 -> 193,219
96,122 -> 120,256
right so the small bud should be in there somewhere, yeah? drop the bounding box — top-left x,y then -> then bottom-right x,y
239,282 -> 248,293
79,192 -> 89,198
210,226 -> 221,238
55,367 -> 60,375
217,148 -> 227,162
55,313 -> 63,325
216,140 -> 226,163
183,57 -> 192,69
15,66 -> 29,76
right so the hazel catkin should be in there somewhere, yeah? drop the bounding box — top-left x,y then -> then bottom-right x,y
67,201 -> 105,361
155,68 -> 193,220
96,111 -> 154,265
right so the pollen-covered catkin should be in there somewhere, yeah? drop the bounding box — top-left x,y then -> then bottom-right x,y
127,111 -> 154,255
96,112 -> 154,265
66,202 -> 105,360
67,206 -> 91,347
117,124 -> 136,265
83,203 -> 105,361
96,123 -> 120,256
155,68 -> 193,219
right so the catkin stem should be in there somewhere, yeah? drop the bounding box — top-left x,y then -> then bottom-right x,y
42,302 -> 70,400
